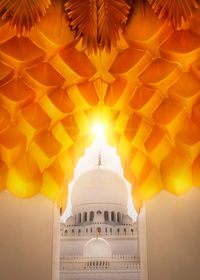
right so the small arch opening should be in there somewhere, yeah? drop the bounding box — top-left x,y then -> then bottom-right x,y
111,211 -> 115,222
78,213 -> 81,224
89,211 -> 94,222
117,212 -> 121,223
104,211 -> 109,221
83,212 -> 87,222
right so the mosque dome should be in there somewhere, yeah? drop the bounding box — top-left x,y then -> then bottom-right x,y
65,216 -> 75,226
123,215 -> 133,225
71,166 -> 128,208
83,237 -> 112,258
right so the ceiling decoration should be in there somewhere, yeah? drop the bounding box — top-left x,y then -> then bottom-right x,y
0,0 -> 200,213
0,0 -> 51,35
0,0 -> 199,51
64,0 -> 99,53
65,0 -> 131,53
148,0 -> 199,30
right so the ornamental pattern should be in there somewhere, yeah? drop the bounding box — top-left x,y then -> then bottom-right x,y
0,0 -> 200,212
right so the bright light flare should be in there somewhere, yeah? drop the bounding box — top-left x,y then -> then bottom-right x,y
92,123 -> 105,137
92,123 -> 106,149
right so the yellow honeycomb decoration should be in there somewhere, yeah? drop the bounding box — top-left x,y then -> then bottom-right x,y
0,0 -> 200,213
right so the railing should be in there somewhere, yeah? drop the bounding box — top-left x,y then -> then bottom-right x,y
60,257 -> 141,272
61,231 -> 137,238
60,255 -> 139,261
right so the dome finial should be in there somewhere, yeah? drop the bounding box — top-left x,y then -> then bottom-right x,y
98,151 -> 102,167
96,228 -> 99,239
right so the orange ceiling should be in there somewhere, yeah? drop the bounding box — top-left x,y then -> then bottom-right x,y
0,0 -> 200,212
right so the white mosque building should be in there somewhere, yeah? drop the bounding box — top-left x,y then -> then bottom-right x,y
60,158 -> 141,280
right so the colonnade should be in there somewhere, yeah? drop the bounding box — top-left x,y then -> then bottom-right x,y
74,210 -> 125,224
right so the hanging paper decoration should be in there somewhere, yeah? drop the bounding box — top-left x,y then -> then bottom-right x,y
0,0 -> 51,35
65,0 -> 131,52
97,0 -> 131,52
0,0 -> 199,39
64,0 -> 98,53
148,0 -> 199,30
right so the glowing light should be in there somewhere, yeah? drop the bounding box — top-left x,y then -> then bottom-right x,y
92,123 -> 105,137
62,122 -> 137,222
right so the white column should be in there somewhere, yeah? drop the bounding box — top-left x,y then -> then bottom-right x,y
0,189 -> 60,280
139,188 -> 200,280
108,211 -> 111,222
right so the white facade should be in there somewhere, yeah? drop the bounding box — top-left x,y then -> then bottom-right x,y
60,165 -> 141,280
0,189 -> 60,280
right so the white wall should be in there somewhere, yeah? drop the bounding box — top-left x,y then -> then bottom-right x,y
108,239 -> 138,256
139,188 -> 200,280
61,237 -> 138,257
52,203 -> 60,280
138,208 -> 148,280
0,189 -> 60,280
60,271 -> 140,280
61,239 -> 87,255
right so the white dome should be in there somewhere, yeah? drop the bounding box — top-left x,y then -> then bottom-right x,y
71,167 -> 128,208
83,237 -> 112,258
65,216 -> 75,225
123,215 -> 133,224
